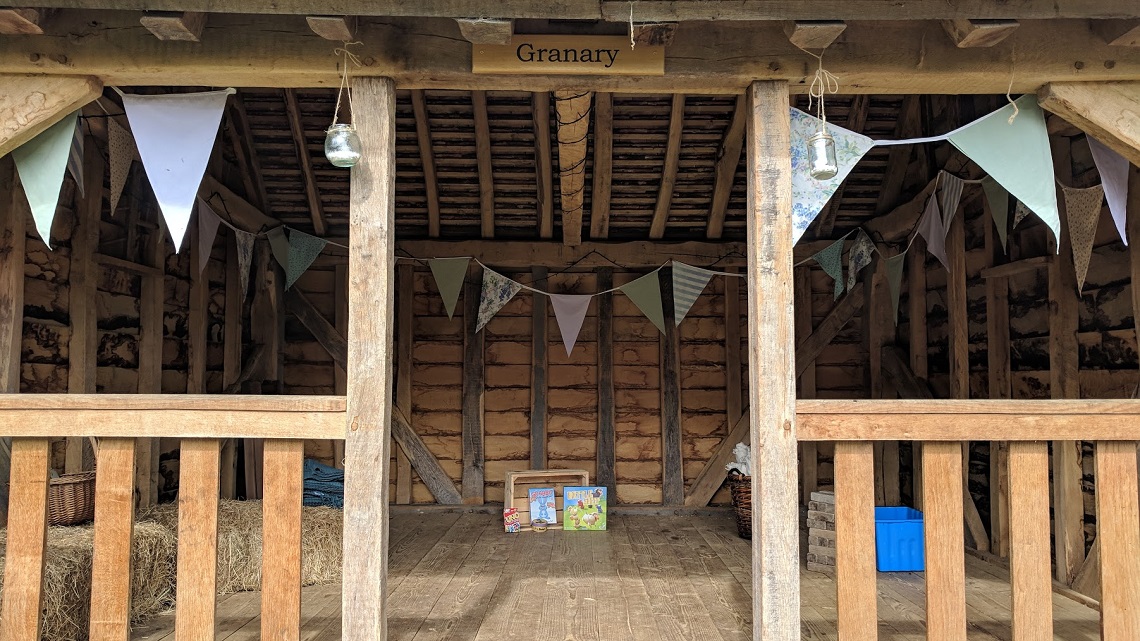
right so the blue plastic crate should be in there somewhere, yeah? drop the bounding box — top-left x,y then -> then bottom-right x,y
874,506 -> 925,572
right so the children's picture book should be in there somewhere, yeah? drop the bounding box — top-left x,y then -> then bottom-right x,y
527,487 -> 557,525
563,486 -> 607,531
503,507 -> 521,533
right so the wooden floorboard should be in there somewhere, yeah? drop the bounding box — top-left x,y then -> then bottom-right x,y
130,511 -> 1100,641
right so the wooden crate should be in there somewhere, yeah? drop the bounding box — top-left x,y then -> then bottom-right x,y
503,469 -> 589,526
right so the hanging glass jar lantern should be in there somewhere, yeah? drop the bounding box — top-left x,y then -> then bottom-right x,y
807,129 -> 838,180
325,123 -> 362,168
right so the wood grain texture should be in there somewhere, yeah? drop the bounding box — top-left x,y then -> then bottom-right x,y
795,281 -> 864,377
90,438 -> 137,641
0,9 -> 48,35
783,20 -> 847,49
905,241 -> 925,516
706,94 -> 747,239
984,199 -> 1011,559
1006,441 -> 1052,641
685,412 -> 749,508
659,267 -> 683,506
187,218 -> 209,394
410,90 -> 441,237
793,267 -> 815,505
533,92 -> 553,239
462,275 -> 485,504
589,93 -> 612,239
649,94 -> 686,239
0,158 -> 23,524
174,439 -> 220,641
1038,81 -> 1140,167
553,90 -> 591,246
941,19 -> 1020,47
1095,441 -> 1140,641
595,267 -> 615,497
530,267 -> 548,470
139,11 -> 206,41
472,90 -> 495,238
305,15 -> 356,41
342,75 -> 396,641
833,441 -> 876,640
333,263 -> 348,470
391,407 -> 462,504
745,80 -> 799,641
0,439 -> 50,641
0,75 -> 102,157
922,441 -> 967,641
262,439 -> 303,641
394,264 -> 413,502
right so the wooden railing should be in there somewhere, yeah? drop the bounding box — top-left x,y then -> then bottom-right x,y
0,394 -> 345,641
798,399 -> 1140,641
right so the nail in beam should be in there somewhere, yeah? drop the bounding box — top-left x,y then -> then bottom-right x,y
745,79 -> 800,641
343,75 -> 397,641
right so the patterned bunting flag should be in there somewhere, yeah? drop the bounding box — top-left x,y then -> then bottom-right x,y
789,108 -> 874,245
428,257 -> 471,320
233,228 -> 255,303
549,294 -> 592,356
619,271 -> 666,334
1086,135 -> 1130,246
947,95 -> 1060,251
11,110 -> 80,247
981,176 -> 1009,251
67,121 -> 85,198
196,198 -> 221,275
917,195 -> 949,270
266,226 -> 290,272
477,268 -> 522,332
108,118 -> 134,215
811,237 -> 846,300
1013,201 -> 1032,229
885,252 -> 907,325
937,171 -> 965,227
1062,184 -> 1104,292
846,231 -> 875,291
285,229 -> 328,289
671,261 -> 717,325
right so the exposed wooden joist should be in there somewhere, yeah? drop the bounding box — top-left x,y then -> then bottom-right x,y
631,22 -> 677,46
706,93 -> 746,240
396,239 -> 747,270
783,20 -> 847,50
139,11 -> 206,41
1039,82 -> 1140,168
795,281 -> 864,377
1092,19 -> 1140,47
553,90 -> 592,246
283,89 -> 327,236
472,90 -> 495,239
941,19 -> 1020,47
533,92 -> 553,238
456,18 -> 512,44
410,90 -> 441,237
649,94 -> 686,239
0,75 -> 101,159
589,92 -> 612,239
0,8 -> 50,34
226,94 -> 270,212
816,94 -> 869,236
305,15 -> 356,41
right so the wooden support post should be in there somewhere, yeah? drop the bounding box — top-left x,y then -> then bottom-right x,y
174,439 -> 220,641
0,158 -> 25,524
88,438 -> 137,641
908,239 -> 927,511
659,266 -> 683,506
1095,441 -> 1140,640
262,439 -> 303,641
0,439 -> 50,641
187,217 -> 209,395
922,441 -> 967,641
793,266 -> 816,506
462,275 -> 485,503
394,264 -> 412,502
985,197 -> 1011,558
220,232 -> 242,498
334,263 -> 348,470
530,267 -> 548,470
1049,135 -> 1084,585
136,213 -> 166,507
833,441 -> 876,640
342,75 -> 396,641
1007,441 -> 1053,641
745,80 -> 799,641
595,267 -> 615,497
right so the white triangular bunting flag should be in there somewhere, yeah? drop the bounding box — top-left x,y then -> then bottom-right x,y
428,257 -> 471,320
671,261 -> 716,325
108,118 -> 134,215
121,88 -> 235,252
11,110 -> 80,247
549,294 -> 592,356
477,268 -> 522,332
789,108 -> 874,245
1086,135 -> 1130,246
196,198 -> 221,275
234,228 -> 255,303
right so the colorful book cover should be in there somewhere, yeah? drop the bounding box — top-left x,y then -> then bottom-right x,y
503,507 -> 521,533
528,487 -> 557,525
563,486 -> 607,531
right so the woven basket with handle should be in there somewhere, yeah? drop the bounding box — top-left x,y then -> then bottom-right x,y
48,471 -> 96,526
727,471 -> 751,539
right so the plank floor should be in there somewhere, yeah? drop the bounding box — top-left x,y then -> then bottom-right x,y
130,511 -> 1100,641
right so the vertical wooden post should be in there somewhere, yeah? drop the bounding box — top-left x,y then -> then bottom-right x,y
1007,441 -> 1053,641
174,439 -> 220,641
262,439 -> 303,641
530,266 -> 548,470
333,262 -> 349,469
923,441 -> 967,641
907,239 -> 927,511
220,232 -> 242,498
595,267 -> 616,497
462,274 -> 485,503
0,158 -> 25,525
187,219 -> 209,394
394,264 -> 412,502
793,266 -> 815,506
833,441 -> 876,640
89,438 -> 137,641
343,75 -> 396,641
137,210 -> 166,507
0,439 -> 50,641
1096,440 -> 1140,640
984,199 -> 1011,558
659,266 -> 683,506
745,80 -> 799,641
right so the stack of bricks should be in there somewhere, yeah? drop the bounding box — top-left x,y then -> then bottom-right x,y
805,490 -> 836,574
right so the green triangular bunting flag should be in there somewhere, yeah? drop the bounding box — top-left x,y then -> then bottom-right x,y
428,257 -> 471,320
285,228 -> 328,289
981,176 -> 1009,251
619,271 -> 666,334
812,237 -> 846,300
671,261 -> 716,326
11,110 -> 80,247
886,252 -> 907,325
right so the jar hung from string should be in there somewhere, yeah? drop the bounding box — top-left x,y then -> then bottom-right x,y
800,46 -> 840,181
325,44 -> 363,168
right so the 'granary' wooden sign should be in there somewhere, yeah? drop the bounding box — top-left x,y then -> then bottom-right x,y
472,35 -> 665,75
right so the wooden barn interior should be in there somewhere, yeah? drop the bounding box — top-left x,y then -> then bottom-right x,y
1,79 -> 1136,641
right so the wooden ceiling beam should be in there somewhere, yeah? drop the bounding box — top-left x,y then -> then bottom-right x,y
472,90 -> 495,239
553,90 -> 592,247
1092,20 -> 1140,46
410,90 -> 441,237
649,93 -> 686,240
706,93 -> 746,240
305,15 -> 356,41
0,8 -> 51,34
0,74 -> 101,158
941,19 -> 1020,48
589,92 -> 613,240
139,11 -> 206,42
815,94 -> 870,237
533,92 -> 554,239
282,89 -> 327,236
225,94 -> 270,213
1038,81 -> 1140,167
456,18 -> 513,44
632,23 -> 677,47
784,21 -> 846,49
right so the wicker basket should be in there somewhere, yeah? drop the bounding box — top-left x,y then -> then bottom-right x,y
48,471 -> 96,526
727,472 -> 751,539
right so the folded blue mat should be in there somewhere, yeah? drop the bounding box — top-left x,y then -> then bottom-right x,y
303,458 -> 344,483
303,489 -> 344,509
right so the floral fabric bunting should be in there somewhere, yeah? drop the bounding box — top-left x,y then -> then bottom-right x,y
789,108 -> 874,245
846,231 -> 875,291
477,268 -> 522,332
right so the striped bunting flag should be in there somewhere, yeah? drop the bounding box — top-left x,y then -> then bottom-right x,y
67,121 -> 84,198
671,261 -> 717,326
937,170 -> 965,227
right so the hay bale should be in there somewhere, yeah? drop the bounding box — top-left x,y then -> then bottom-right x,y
144,499 -> 342,595
0,521 -> 177,641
